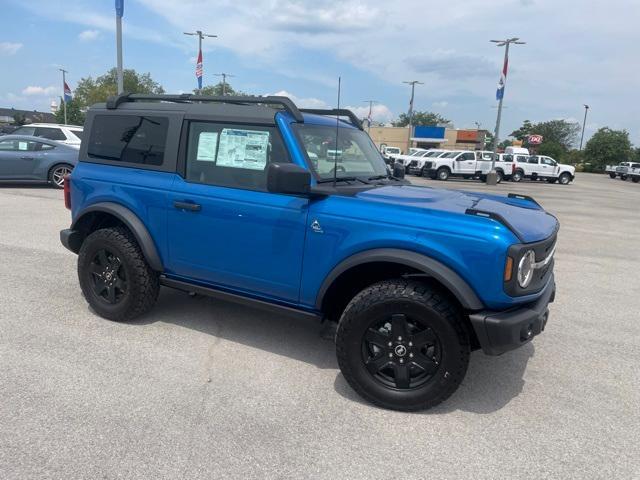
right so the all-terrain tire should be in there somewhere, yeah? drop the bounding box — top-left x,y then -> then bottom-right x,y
335,279 -> 470,411
78,227 -> 159,321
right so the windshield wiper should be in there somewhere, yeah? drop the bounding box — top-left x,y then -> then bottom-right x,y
368,174 -> 401,182
317,176 -> 371,185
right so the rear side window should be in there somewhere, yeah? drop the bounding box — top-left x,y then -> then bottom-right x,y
70,130 -> 83,140
35,127 -> 66,141
88,115 -> 168,165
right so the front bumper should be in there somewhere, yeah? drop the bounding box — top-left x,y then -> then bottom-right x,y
469,275 -> 555,355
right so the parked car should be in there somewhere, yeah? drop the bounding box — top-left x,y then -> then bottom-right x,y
0,135 -> 78,188
381,146 -> 401,164
391,149 -> 430,167
511,155 -> 575,184
0,125 -> 18,136
605,162 -> 640,180
60,93 -> 558,411
12,123 -> 83,147
420,150 -> 510,182
406,149 -> 447,176
629,166 -> 640,183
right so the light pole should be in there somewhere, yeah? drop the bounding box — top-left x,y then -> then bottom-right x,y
488,37 -> 525,184
115,0 -> 124,94
403,80 -> 423,152
363,99 -> 378,131
214,73 -> 235,95
184,30 -> 217,94
59,68 -> 68,124
579,104 -> 590,150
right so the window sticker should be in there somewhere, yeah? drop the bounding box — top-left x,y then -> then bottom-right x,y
196,131 -> 218,162
217,129 -> 269,170
18,142 -> 28,151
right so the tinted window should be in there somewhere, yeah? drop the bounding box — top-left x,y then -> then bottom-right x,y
38,143 -> 55,151
185,122 -> 290,191
0,139 -> 39,151
528,156 -> 539,164
11,126 -> 36,136
503,154 -> 513,162
70,130 -> 83,140
461,152 -> 475,160
88,115 -> 168,165
35,127 -> 66,141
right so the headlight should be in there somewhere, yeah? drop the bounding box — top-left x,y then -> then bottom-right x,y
517,250 -> 536,288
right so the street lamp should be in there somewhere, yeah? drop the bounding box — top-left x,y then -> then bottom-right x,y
403,80 -> 423,152
579,104 -> 590,150
363,99 -> 378,130
487,37 -> 525,185
184,30 -> 218,94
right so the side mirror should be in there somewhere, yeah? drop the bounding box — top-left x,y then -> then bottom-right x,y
266,163 -> 311,195
392,163 -> 405,179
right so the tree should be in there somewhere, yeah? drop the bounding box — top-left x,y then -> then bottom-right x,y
74,68 -> 164,110
584,127 -> 632,170
392,111 -> 449,127
509,120 -> 534,142
510,119 -> 581,151
195,81 -> 246,96
55,98 -> 85,125
483,131 -> 494,148
498,139 -> 511,150
537,141 -> 565,160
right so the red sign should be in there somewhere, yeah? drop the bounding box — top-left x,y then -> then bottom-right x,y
528,134 -> 543,145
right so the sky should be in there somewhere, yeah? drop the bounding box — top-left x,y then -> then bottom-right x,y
1,0 -> 639,144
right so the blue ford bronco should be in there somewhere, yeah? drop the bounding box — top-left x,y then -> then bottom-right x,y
60,94 -> 557,411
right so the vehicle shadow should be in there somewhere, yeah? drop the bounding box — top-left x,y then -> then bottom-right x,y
145,287 -> 337,370
143,287 -> 533,413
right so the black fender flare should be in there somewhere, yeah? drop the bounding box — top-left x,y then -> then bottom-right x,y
315,248 -> 484,311
72,202 -> 163,271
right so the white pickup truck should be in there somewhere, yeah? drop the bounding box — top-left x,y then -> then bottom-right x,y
629,166 -> 640,183
605,162 -> 640,180
419,150 -> 511,183
390,149 -> 427,167
511,155 -> 576,184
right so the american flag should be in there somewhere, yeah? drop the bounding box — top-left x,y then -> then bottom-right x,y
496,55 -> 508,100
63,82 -> 72,103
195,49 -> 203,89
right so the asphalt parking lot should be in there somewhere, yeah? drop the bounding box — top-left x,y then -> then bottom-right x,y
1,173 -> 638,479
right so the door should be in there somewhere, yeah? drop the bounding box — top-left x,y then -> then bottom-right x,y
454,152 -> 476,174
539,157 -> 557,177
526,156 -> 542,176
0,138 -> 40,179
167,121 -> 309,303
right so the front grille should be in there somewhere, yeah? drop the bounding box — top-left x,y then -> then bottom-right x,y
424,161 -> 432,169
408,160 -> 418,168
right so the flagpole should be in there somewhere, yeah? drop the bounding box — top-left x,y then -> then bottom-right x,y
115,0 -> 124,94
487,37 -> 525,185
59,68 -> 68,124
184,30 -> 217,95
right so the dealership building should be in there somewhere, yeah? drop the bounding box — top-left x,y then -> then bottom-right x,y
368,125 -> 490,154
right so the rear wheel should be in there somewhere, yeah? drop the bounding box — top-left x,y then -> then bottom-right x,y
437,167 -> 450,181
609,172 -> 617,179
512,170 -> 524,182
48,163 -> 73,189
336,279 -> 470,411
632,176 -> 640,183
621,174 -> 628,181
78,227 -> 159,321
495,170 -> 503,183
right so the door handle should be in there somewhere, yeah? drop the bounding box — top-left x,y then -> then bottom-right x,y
174,201 -> 201,212
20,156 -> 34,161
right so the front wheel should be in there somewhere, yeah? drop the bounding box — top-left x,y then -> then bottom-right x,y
558,172 -> 571,185
78,227 -> 159,321
495,170 -> 503,183
621,175 -> 628,181
511,170 -> 524,182
48,163 -> 74,189
632,176 -> 640,183
437,167 -> 450,181
336,279 -> 470,411
609,172 -> 617,179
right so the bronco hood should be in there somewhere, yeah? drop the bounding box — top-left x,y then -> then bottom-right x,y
356,185 -> 558,243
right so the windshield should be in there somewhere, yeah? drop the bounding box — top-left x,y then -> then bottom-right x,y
386,148 -> 400,154
441,151 -> 461,158
295,124 -> 388,180
425,151 -> 441,157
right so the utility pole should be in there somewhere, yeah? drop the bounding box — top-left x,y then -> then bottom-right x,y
487,37 -> 525,185
214,73 -> 235,95
184,30 -> 217,94
115,0 -> 124,94
362,99 -> 378,131
403,80 -> 423,152
579,104 -> 590,150
59,68 -> 68,124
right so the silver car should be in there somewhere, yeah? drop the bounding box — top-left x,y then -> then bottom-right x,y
0,135 -> 79,188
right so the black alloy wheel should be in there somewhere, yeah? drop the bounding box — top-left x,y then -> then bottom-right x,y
362,313 -> 441,389
89,248 -> 127,304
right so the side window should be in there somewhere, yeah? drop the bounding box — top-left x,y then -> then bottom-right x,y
70,130 -> 84,140
34,127 -> 66,141
185,122 -> 290,191
88,115 -> 168,165
0,140 -> 17,151
542,157 -> 556,166
461,152 -> 475,160
528,156 -> 539,164
38,143 -> 55,151
503,155 -> 513,162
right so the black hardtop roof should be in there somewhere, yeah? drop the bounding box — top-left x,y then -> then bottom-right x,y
88,93 -> 364,130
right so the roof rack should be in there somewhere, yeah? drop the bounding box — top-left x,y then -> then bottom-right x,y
299,108 -> 364,130
105,93 -> 305,122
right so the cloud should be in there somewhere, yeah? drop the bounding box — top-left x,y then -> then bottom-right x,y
270,90 -> 329,109
345,104 -> 394,123
432,101 -> 449,108
0,42 -> 23,55
78,29 -> 100,41
22,86 -> 58,96
407,51 -> 496,78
